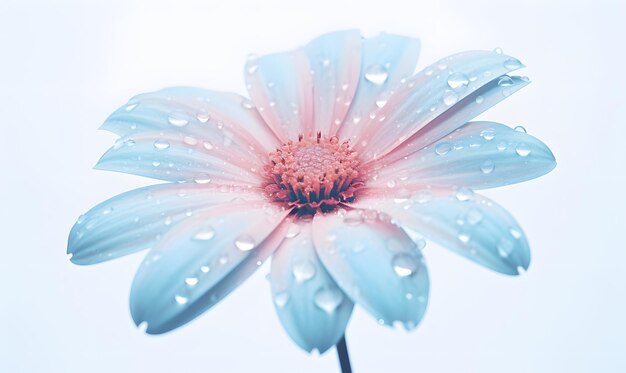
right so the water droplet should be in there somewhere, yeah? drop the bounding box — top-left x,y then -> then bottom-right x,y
364,64 -> 389,85
466,209 -> 483,225
455,187 -> 474,201
498,76 -> 514,87
405,292 -> 414,300
497,237 -> 515,257
292,260 -> 316,282
475,95 -> 484,104
514,125 -> 527,133
392,253 -> 420,277
443,91 -> 459,106
515,143 -> 531,157
285,223 -> 300,238
413,190 -> 433,204
509,227 -> 522,239
102,206 -> 113,215
193,226 -> 216,241
435,142 -> 451,155
386,179 -> 396,188
203,141 -> 214,150
458,232 -> 470,244
497,142 -> 507,151
504,58 -> 523,70
314,287 -> 344,313
168,114 -> 188,127
193,173 -> 211,184
185,277 -> 198,286
480,129 -> 496,141
125,103 -> 138,111
200,265 -> 210,273
183,136 -> 198,146
447,72 -> 469,89
153,139 -> 170,150
196,111 -> 211,123
494,47 -> 503,54
241,99 -> 255,109
175,295 -> 188,304
235,234 -> 255,251
247,63 -> 259,74
480,160 -> 495,174
274,291 -> 290,308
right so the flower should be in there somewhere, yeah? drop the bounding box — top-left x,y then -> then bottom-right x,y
68,30 -> 555,354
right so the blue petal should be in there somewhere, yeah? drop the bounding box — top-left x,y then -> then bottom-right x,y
130,202 -> 290,334
381,75 -> 530,164
312,210 -> 429,329
270,219 -> 354,353
373,121 -> 556,189
245,30 -> 362,141
357,50 -> 525,162
339,33 -> 420,142
353,190 -> 531,275
67,184 -> 267,265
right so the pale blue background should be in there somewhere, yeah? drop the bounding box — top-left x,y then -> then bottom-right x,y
1,0 -> 624,372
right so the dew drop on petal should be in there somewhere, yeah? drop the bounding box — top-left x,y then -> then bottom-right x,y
235,234 -> 255,251
193,173 -> 211,184
447,72 -> 469,89
183,136 -> 198,146
494,47 -> 503,54
497,141 -> 507,151
185,277 -> 199,286
364,64 -> 389,85
455,187 -> 474,201
435,142 -> 451,155
498,76 -> 514,87
392,253 -> 420,277
168,114 -> 189,127
196,111 -> 211,123
480,129 -> 496,141
193,226 -> 216,241
458,232 -> 470,244
274,291 -> 290,308
292,260 -> 316,282
497,237 -> 515,258
153,139 -> 170,150
509,227 -> 523,239
514,125 -> 527,133
481,160 -> 495,174
475,95 -> 484,104
175,295 -> 188,304
504,58 -> 523,70
515,143 -> 531,157
443,91 -> 459,106
314,287 -> 344,313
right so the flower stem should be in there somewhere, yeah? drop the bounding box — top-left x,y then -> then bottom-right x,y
336,335 -> 352,373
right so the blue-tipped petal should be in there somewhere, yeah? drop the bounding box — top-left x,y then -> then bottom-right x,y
245,30 -> 362,141
94,131 -> 263,185
312,210 -> 429,329
130,202 -> 290,334
339,33 -> 421,142
353,189 -> 531,275
357,50 -> 525,162
372,121 -> 556,190
270,219 -> 354,353
381,75 -> 530,165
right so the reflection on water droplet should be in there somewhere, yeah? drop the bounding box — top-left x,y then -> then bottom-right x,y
509,227 -> 522,239
458,232 -> 470,244
481,160 -> 495,174
274,291 -> 289,308
515,143 -> 531,157
185,277 -> 198,286
497,237 -> 515,258
153,139 -> 170,150
292,260 -> 316,282
392,253 -> 419,277
235,234 -> 255,251
314,286 -> 344,313
364,64 -> 389,85
175,295 -> 188,304
435,142 -> 451,155
447,72 -> 469,89
193,226 -> 215,241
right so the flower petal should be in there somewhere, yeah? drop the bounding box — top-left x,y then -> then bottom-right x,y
245,30 -> 361,141
95,131 -> 263,185
370,121 -> 556,190
338,33 -> 420,142
270,219 -> 354,353
102,87 -> 280,156
379,75 -> 530,165
355,51 -> 525,162
130,201 -> 291,334
67,184 -> 266,265
352,189 -> 531,275
312,210 -> 429,329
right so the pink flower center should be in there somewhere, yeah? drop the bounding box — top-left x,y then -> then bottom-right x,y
264,133 -> 362,211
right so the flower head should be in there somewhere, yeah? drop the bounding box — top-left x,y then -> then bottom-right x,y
68,30 -> 555,353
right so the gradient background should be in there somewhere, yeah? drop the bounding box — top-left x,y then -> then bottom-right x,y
1,0 -> 624,372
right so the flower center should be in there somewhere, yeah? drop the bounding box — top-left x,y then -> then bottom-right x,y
265,133 -> 362,211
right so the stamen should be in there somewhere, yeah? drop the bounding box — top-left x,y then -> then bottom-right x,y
264,133 -> 362,211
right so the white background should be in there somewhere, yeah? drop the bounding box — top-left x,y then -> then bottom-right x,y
1,0 -> 624,372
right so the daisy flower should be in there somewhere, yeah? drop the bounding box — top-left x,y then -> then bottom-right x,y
68,30 -> 555,368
